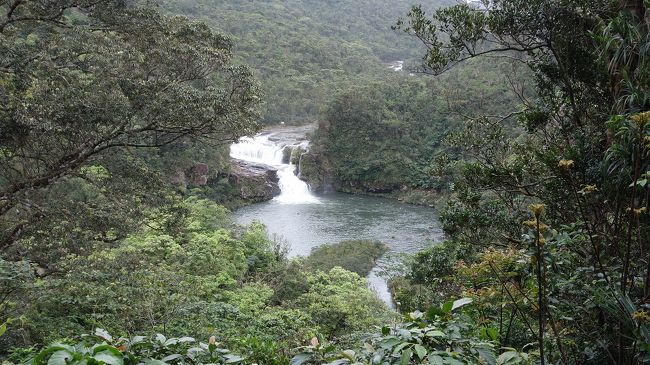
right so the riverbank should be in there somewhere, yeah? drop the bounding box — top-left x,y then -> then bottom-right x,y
334,186 -> 446,208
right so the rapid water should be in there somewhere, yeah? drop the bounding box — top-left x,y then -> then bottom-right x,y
230,129 -> 443,307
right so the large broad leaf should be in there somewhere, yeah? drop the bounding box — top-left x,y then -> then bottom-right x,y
451,298 -> 473,311
160,354 -> 182,363
428,354 -> 444,365
341,350 -> 355,360
143,360 -> 168,365
425,330 -> 445,338
399,349 -> 412,365
128,336 -> 147,347
397,329 -> 412,339
392,342 -> 411,355
47,350 -> 73,365
378,338 -> 402,349
325,360 -> 348,365
33,346 -> 69,365
155,334 -> 167,345
476,346 -> 497,365
496,351 -> 519,365
289,353 -> 312,365
93,345 -> 122,357
223,354 -> 244,363
92,352 -> 124,365
95,329 -> 113,342
414,344 -> 427,360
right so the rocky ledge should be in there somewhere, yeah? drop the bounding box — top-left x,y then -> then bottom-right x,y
228,159 -> 281,202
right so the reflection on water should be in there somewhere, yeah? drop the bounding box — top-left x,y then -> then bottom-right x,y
233,192 -> 444,307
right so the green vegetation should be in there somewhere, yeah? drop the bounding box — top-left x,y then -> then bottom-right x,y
301,59 -> 527,202
2,0 -> 650,363
3,197 -> 391,358
386,0 -> 650,363
303,240 -> 387,277
158,0 -> 455,124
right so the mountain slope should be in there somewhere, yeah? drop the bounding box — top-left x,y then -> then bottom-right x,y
161,0 -> 455,123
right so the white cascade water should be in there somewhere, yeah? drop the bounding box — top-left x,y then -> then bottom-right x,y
388,60 -> 404,72
230,135 -> 320,204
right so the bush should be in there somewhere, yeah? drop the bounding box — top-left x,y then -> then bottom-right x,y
303,240 -> 387,276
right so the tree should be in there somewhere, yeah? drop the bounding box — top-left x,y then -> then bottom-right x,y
396,0 -> 650,363
0,0 -> 261,253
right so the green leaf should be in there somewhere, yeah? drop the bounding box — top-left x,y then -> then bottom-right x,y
392,342 -> 411,355
33,346 -> 69,365
341,350 -> 355,360
451,298 -> 473,311
487,327 -> 499,341
381,326 -> 390,336
476,346 -> 497,365
397,329 -> 412,339
160,354 -> 182,362
129,336 -> 147,346
427,306 -> 445,319
325,360 -> 348,365
414,344 -> 427,360
0,322 -> 7,338
95,329 -> 112,342
47,350 -> 72,365
223,354 -> 243,363
378,338 -> 401,348
143,360 -> 167,365
399,349 -> 412,365
155,334 -> 167,345
428,354 -> 444,365
289,353 -> 312,365
92,352 -> 124,365
425,330 -> 445,338
92,345 -> 122,357
496,351 -> 519,365
442,301 -> 453,314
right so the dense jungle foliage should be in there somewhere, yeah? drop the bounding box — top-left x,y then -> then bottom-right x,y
1,0 -> 650,364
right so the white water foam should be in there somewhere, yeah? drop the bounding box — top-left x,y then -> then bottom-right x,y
388,60 -> 404,72
230,135 -> 320,204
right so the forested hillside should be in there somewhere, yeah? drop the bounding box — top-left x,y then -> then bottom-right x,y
299,57 -> 529,203
160,0 -> 455,123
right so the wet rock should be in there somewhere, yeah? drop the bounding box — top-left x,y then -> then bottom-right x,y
229,159 -> 281,201
298,151 -> 336,193
281,146 -> 292,164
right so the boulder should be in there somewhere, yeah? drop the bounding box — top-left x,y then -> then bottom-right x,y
229,159 -> 281,201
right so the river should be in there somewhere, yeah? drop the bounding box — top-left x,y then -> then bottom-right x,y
230,128 -> 443,307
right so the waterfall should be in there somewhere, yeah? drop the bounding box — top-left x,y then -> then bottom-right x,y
388,60 -> 404,72
230,134 -> 320,204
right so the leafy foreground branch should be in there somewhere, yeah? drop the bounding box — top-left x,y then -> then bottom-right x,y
11,299 -> 534,365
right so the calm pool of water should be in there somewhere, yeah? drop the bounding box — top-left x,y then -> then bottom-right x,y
233,192 -> 443,306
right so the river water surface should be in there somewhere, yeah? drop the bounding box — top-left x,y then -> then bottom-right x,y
230,129 -> 443,307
